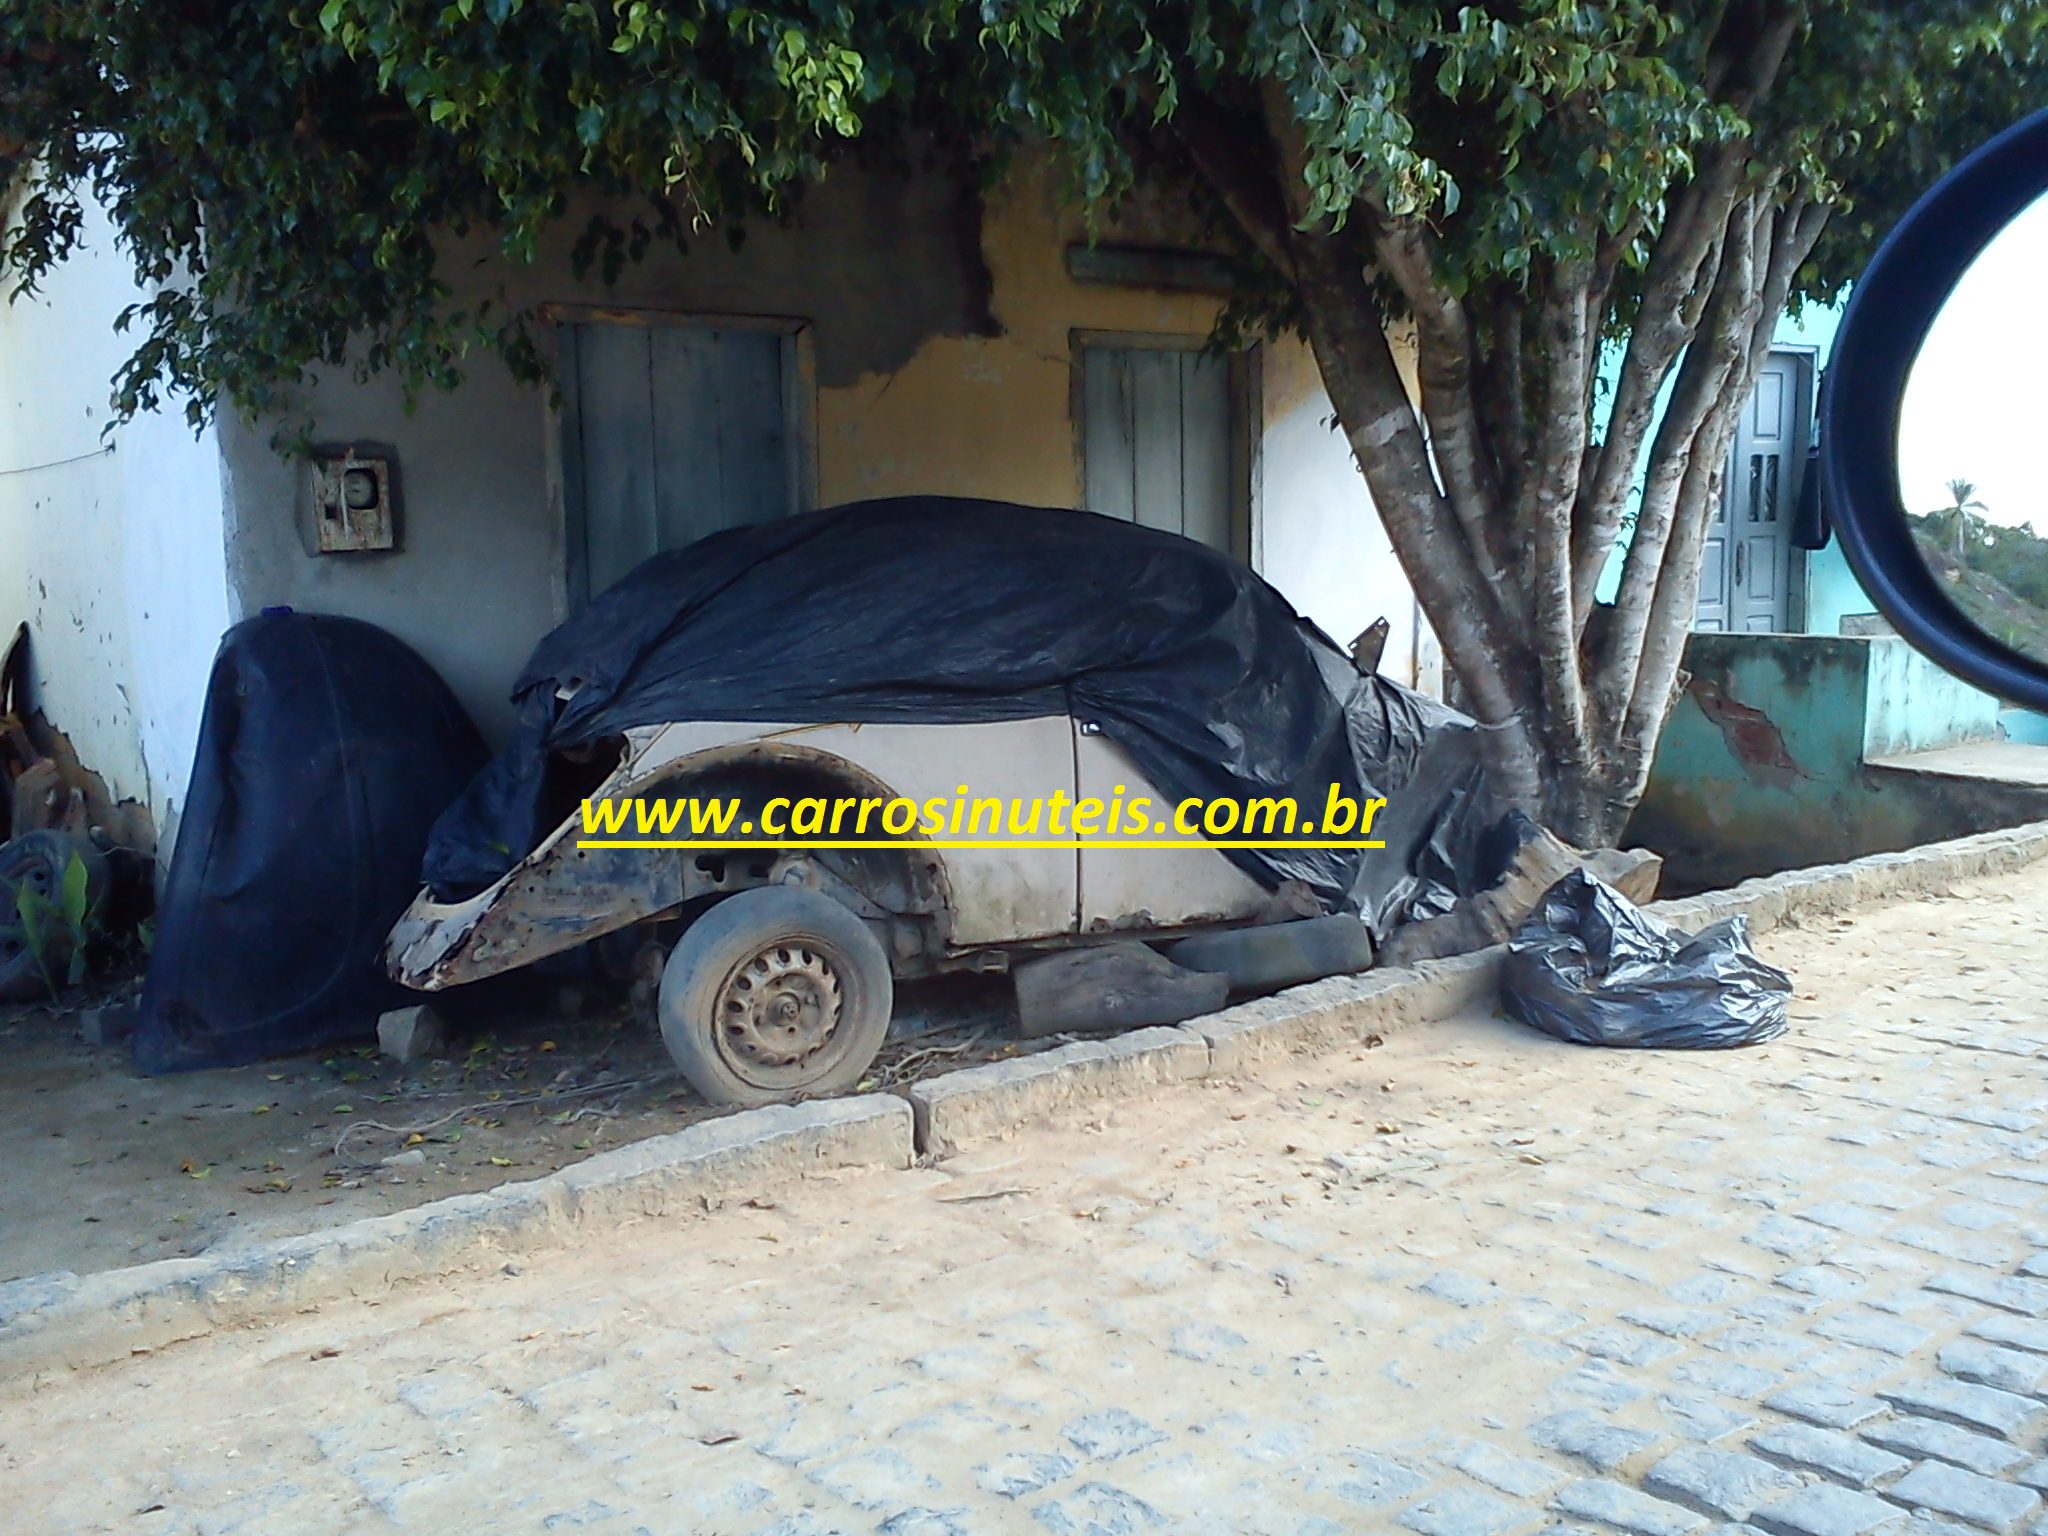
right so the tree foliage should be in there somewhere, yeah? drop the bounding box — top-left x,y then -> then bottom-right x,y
1,0 -> 903,422
5,0 -> 2045,837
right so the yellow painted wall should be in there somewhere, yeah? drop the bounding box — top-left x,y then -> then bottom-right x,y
817,161 -> 1229,509
808,157 -> 1431,693
224,150 -> 1438,747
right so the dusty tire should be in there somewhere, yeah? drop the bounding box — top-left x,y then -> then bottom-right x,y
658,885 -> 893,1107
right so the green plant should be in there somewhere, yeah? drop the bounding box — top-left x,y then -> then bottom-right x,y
14,850 -> 101,999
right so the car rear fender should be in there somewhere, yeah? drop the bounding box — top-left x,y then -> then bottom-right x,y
385,729 -> 955,989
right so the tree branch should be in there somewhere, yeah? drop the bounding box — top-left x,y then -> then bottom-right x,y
1604,192 -> 1831,801
1361,195 -> 1511,586
1592,190 -> 1766,721
1526,260 -> 1596,765
1570,145 -> 1747,615
1152,88 -> 1300,285
1473,291 -> 1529,511
1256,83 -> 1534,787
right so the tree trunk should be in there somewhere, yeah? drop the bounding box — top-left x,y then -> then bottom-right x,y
1267,191 -> 1832,847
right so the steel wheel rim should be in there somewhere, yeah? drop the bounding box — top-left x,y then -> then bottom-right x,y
713,938 -> 848,1089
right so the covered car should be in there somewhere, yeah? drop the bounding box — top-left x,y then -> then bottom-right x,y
391,498 -> 1496,1103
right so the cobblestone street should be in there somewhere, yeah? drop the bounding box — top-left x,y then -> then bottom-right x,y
9,863 -> 2048,1536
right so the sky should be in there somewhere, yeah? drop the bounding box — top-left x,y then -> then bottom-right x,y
1897,191 -> 2048,530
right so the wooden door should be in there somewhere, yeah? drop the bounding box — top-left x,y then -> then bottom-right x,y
1698,349 -> 1808,631
1080,344 -> 1235,553
562,321 -> 799,604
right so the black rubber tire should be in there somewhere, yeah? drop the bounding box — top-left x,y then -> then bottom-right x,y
0,831 -> 110,1002
658,885 -> 893,1107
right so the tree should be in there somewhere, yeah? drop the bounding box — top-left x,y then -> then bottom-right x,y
948,2 -> 2045,841
5,2 -> 2045,842
1935,477 -> 1990,563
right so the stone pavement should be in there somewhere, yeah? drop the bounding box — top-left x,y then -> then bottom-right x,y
9,862 -> 2048,1536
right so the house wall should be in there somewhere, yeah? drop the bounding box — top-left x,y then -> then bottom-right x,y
1255,338 -> 1434,678
0,192 -> 231,844
1862,638 -> 2004,758
1627,632 -> 2039,889
218,157 -> 1419,743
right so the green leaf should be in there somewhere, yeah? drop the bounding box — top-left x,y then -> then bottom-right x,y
59,853 -> 88,931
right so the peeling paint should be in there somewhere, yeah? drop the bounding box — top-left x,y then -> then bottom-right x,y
1632,632 -> 2048,890
1688,676 -> 1808,790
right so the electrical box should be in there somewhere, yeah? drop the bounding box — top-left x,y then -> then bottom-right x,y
311,450 -> 398,553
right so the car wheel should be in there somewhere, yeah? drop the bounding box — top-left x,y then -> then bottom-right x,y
658,885 -> 893,1107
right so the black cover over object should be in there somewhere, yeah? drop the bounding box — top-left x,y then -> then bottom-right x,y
426,498 -> 1461,909
136,612 -> 487,1073
1500,869 -> 1792,1049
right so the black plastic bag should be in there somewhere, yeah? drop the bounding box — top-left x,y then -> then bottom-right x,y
1500,868 -> 1790,1049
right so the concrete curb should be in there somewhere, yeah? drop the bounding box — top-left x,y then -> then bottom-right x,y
900,818 -> 2048,1151
909,1025 -> 1211,1155
0,1093 -> 912,1382
7,818 -> 2046,1381
1652,818 -> 2048,939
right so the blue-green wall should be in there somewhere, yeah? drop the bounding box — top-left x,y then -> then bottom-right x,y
1629,632 -> 2040,888
1862,636 -> 2005,757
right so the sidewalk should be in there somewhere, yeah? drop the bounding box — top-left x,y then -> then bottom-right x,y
8,860 -> 2048,1535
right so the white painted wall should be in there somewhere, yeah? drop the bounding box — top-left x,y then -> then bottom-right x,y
1255,341 -> 1438,693
0,192 -> 231,844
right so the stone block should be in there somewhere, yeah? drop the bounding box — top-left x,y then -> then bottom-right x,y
377,1003 -> 448,1062
1889,1461 -> 2040,1532
906,1027 -> 1209,1153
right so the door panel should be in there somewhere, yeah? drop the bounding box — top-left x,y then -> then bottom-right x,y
1178,351 -> 1233,552
1080,343 -> 1236,553
574,324 -> 662,600
1130,349 -> 1185,535
1695,349 -> 1808,633
568,321 -> 795,603
627,716 -> 1082,946
1696,513 -> 1730,630
1073,727 -> 1270,933
1729,356 -> 1797,633
1080,348 -> 1137,523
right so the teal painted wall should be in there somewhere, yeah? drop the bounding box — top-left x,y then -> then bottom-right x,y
1862,638 -> 2004,757
2002,707 -> 2048,745
1629,632 -> 2048,888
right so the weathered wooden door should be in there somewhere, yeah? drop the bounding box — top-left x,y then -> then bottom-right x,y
561,321 -> 799,604
1079,344 -> 1235,554
1697,348 -> 1808,632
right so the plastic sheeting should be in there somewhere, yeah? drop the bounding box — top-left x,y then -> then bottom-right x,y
424,498 -> 1495,924
135,612 -> 487,1073
1500,868 -> 1791,1049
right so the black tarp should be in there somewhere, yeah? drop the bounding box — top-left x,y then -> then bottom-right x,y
135,612 -> 487,1073
425,497 -> 1494,926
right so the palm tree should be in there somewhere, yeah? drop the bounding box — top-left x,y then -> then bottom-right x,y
1935,478 -> 1989,565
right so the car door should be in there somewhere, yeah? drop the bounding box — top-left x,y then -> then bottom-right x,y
629,716 -> 1084,947
1071,721 -> 1270,933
